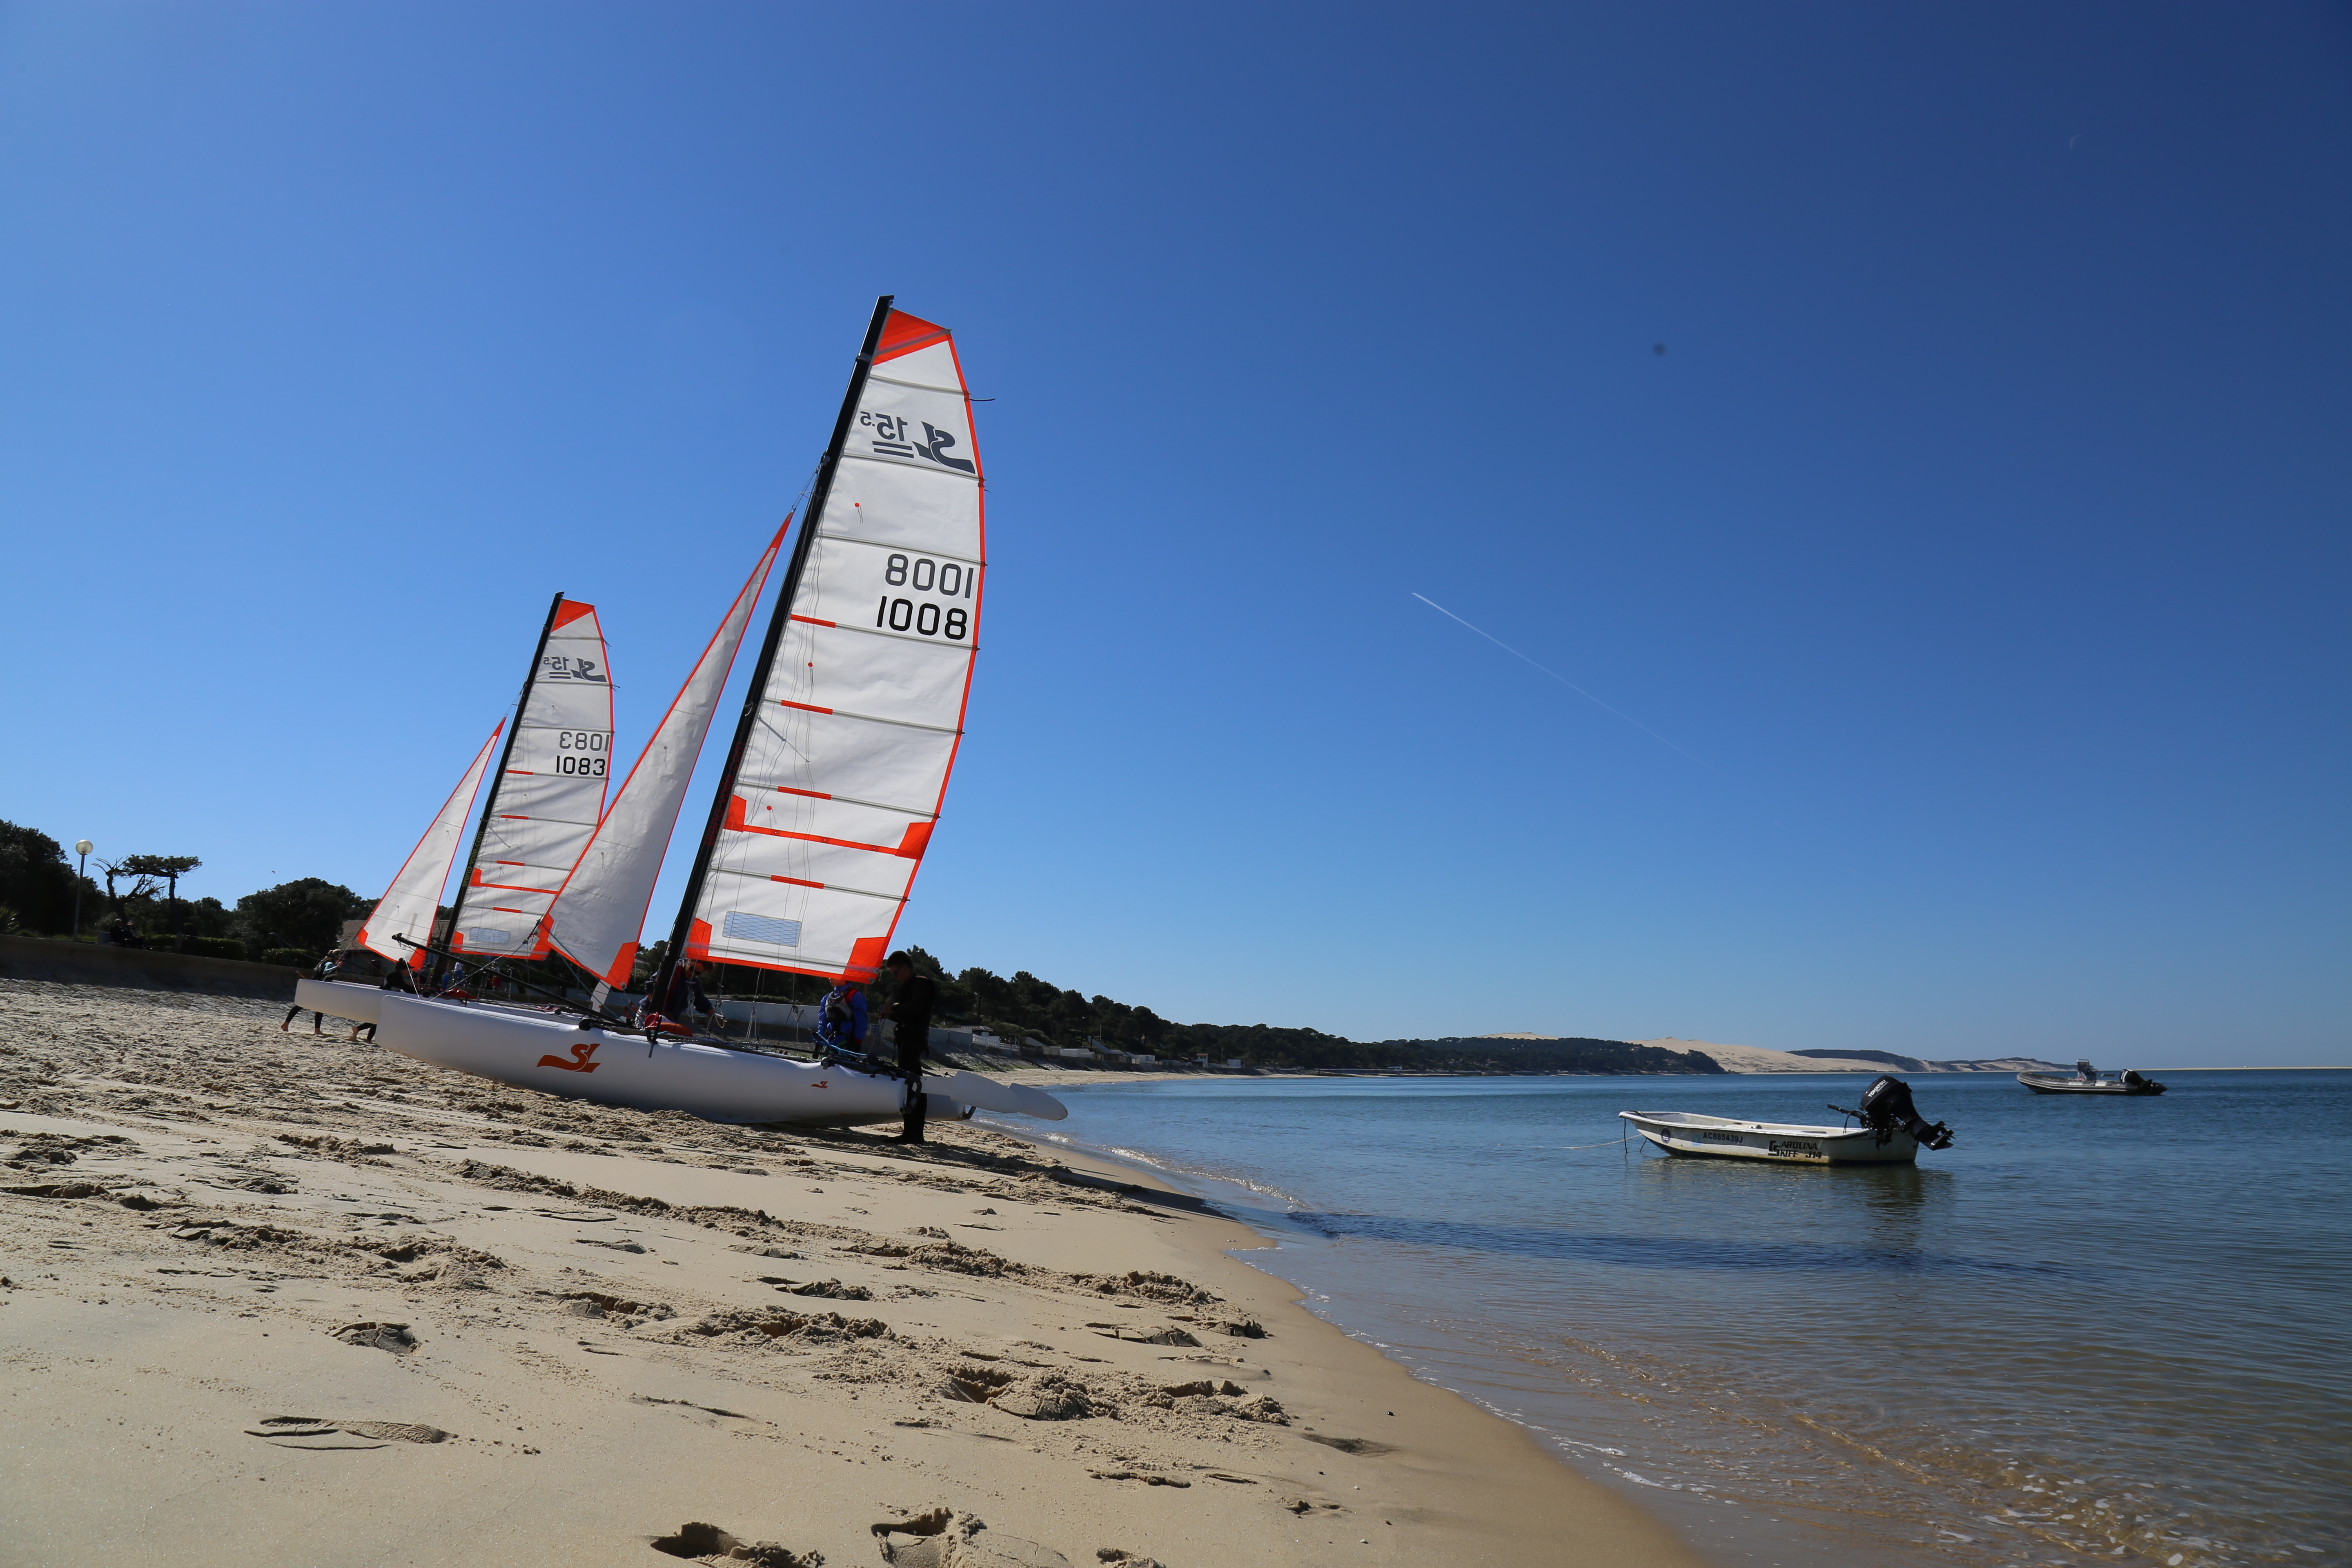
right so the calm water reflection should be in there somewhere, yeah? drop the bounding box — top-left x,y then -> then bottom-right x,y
992,1070 -> 2352,1568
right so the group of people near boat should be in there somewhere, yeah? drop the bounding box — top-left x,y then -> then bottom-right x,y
287,941 -> 944,1144
650,949 -> 940,1144
281,946 -> 423,1040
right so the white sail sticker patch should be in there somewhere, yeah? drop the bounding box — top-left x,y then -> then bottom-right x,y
724,911 -> 803,948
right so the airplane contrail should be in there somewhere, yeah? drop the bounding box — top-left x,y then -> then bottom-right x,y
1412,592 -> 1706,766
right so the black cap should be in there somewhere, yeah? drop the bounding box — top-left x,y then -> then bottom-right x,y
885,950 -> 914,968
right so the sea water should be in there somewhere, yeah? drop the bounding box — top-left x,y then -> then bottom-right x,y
981,1071 -> 2350,1568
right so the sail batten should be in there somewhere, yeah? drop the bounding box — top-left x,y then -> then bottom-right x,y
675,303 -> 983,984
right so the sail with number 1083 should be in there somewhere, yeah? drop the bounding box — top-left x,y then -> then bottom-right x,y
446,596 -> 614,961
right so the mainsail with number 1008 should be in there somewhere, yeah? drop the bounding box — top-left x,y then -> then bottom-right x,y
650,298 -> 982,1000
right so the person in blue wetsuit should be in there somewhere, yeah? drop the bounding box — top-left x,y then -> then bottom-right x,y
814,978 -> 867,1061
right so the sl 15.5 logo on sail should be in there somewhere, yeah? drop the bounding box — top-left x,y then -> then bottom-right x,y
860,411 -> 975,473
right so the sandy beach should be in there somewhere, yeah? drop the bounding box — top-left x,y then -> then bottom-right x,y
0,977 -> 1701,1568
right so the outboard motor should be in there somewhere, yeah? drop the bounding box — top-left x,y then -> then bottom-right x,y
1831,1074 -> 1955,1151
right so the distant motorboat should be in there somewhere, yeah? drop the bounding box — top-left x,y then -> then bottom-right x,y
1620,1075 -> 1956,1166
2018,1061 -> 2166,1096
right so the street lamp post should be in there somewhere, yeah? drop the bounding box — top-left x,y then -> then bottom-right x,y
71,840 -> 93,942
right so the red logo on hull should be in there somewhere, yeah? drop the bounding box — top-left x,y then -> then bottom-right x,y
539,1041 -> 601,1073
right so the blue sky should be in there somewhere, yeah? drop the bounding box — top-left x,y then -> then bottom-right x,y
4,2 -> 2345,1065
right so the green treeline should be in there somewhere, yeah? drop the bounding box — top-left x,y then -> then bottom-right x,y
0,818 -> 367,964
4,817 -> 1719,1074
702,947 -> 1722,1076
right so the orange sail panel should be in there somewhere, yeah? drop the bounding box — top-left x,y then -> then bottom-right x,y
545,526 -> 788,987
449,599 -> 614,958
357,720 -> 504,967
687,310 -> 982,982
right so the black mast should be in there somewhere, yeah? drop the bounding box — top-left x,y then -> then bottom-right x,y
646,294 -> 895,1018
436,588 -> 563,985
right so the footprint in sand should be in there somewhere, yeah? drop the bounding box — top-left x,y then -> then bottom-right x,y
648,1521 -> 820,1566
246,1416 -> 452,1450
873,1508 -> 1072,1568
331,1321 -> 419,1353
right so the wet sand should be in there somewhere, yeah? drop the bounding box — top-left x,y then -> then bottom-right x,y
0,978 -> 1704,1567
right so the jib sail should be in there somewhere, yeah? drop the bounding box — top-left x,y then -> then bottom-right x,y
445,596 -> 615,960
357,719 -> 504,968
664,298 -> 983,988
544,524 -> 788,988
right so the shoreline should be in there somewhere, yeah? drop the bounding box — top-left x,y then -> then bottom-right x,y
1,977 -> 1704,1568
982,1062 -> 2345,1087
977,1105 -> 1818,1568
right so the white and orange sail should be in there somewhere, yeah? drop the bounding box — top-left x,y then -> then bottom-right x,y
357,719 -> 503,968
446,597 -> 615,959
544,524 -> 787,988
667,302 -> 983,987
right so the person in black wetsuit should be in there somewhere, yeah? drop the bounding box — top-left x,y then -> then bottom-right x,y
657,960 -> 715,1033
883,950 -> 937,1145
282,951 -> 345,1035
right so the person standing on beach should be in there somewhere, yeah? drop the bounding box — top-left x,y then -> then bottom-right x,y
339,949 -> 385,1042
281,951 -> 343,1036
883,951 -> 937,1145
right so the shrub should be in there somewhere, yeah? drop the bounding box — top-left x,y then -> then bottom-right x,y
0,822 -> 76,933
262,948 -> 318,970
179,935 -> 247,961
232,879 -> 370,955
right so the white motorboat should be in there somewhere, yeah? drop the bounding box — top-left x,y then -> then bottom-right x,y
1619,1110 -> 1928,1165
1620,1075 -> 1955,1166
2017,1062 -> 2166,1096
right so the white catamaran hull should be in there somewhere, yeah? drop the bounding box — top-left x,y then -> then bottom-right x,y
296,978 -> 385,1027
374,993 -> 1065,1126
1619,1110 -> 1920,1165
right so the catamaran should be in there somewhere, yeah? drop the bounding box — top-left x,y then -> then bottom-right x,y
295,592 -> 613,1030
326,297 -> 1062,1128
